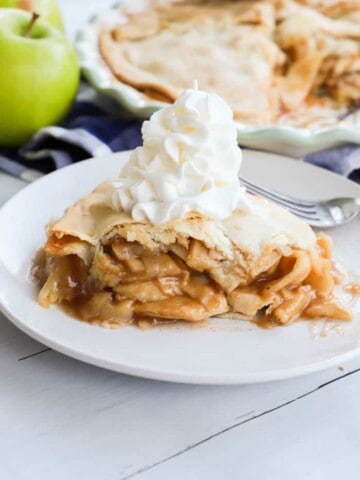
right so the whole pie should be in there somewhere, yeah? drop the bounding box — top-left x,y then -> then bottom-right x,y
98,0 -> 360,127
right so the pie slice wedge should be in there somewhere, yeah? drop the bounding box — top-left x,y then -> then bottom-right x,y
33,182 -> 352,328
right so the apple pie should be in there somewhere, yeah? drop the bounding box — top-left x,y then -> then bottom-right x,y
33,183 -> 352,328
98,0 -> 360,126
33,85 -> 353,328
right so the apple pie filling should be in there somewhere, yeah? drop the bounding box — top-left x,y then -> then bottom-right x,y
34,233 -> 352,328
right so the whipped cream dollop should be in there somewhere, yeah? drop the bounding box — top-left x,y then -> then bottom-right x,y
108,87 -> 246,224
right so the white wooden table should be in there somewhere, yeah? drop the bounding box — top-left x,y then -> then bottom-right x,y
1,2 -> 360,478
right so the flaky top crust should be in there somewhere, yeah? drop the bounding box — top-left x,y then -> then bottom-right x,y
98,0 -> 360,127
47,181 -> 317,263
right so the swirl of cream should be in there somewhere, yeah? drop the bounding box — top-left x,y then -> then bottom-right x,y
108,87 -> 247,224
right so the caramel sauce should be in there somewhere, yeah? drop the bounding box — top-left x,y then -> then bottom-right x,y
345,283 -> 360,296
256,315 -> 278,330
31,249 -> 48,286
136,317 -> 209,330
59,300 -> 131,329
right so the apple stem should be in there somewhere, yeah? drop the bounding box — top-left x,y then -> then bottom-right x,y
25,12 -> 40,38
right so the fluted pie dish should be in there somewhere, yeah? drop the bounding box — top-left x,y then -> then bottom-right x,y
76,0 -> 360,155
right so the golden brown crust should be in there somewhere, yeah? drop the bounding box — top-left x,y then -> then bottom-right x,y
98,0 -> 360,126
46,181 -> 317,267
98,0 -> 284,124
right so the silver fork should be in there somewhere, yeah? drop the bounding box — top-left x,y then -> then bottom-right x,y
239,176 -> 360,228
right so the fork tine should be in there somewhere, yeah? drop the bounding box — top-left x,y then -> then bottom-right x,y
237,177 -> 360,228
246,190 -> 321,221
243,182 -> 320,217
239,176 -> 314,209
285,206 -> 322,222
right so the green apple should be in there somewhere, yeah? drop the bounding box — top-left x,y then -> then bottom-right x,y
0,9 -> 79,147
0,0 -> 64,31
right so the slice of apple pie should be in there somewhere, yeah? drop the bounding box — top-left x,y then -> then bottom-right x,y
34,187 -> 352,328
34,87 -> 352,328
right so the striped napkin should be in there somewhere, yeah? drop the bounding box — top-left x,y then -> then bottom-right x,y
1,84 -> 359,183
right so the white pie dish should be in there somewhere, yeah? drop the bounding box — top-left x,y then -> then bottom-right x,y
0,149 -> 359,384
76,1 -> 360,157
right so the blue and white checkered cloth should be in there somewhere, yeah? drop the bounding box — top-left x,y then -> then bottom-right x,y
1,84 -> 359,183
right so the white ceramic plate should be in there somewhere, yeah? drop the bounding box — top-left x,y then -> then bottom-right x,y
0,150 -> 359,384
76,1 -> 360,157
